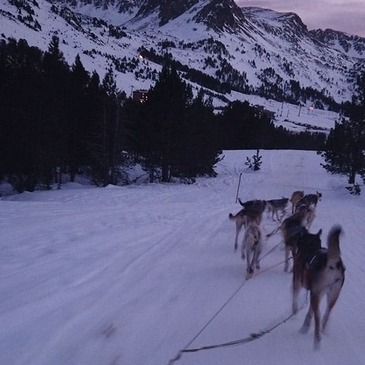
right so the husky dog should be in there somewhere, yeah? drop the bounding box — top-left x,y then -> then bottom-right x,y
229,199 -> 267,251
267,205 -> 315,272
229,208 -> 263,250
241,222 -> 262,279
295,191 -> 322,213
292,225 -> 345,350
267,197 -> 289,221
238,198 -> 267,214
290,190 -> 304,213
295,203 -> 316,230
292,228 -> 323,314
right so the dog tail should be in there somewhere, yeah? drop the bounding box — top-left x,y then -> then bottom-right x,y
238,198 -> 245,207
327,225 -> 342,260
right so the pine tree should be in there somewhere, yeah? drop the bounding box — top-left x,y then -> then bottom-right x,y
40,35 -> 70,189
66,54 -> 90,183
0,38 -> 46,191
245,150 -> 263,171
124,62 -> 221,182
137,61 -> 193,182
87,68 -> 126,186
320,73 -> 365,191
320,118 -> 365,184
179,90 -> 221,178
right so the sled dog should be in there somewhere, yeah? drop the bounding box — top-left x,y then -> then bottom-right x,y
241,222 -> 262,279
295,191 -> 322,212
238,198 -> 267,215
267,205 -> 315,272
290,190 -> 304,213
267,197 -> 289,221
292,225 -> 345,350
229,199 -> 266,251
229,207 -> 263,251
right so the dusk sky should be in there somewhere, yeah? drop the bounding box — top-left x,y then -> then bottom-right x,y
236,0 -> 365,38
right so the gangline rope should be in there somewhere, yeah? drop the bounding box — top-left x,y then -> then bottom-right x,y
167,256 -> 297,365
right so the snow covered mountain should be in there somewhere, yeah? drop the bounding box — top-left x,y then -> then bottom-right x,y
1,0 -> 365,106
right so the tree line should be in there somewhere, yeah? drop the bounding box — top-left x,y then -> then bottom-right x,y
0,36 -> 129,192
0,37 -> 327,193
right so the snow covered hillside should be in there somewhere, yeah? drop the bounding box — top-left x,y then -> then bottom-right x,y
1,0 -> 364,106
1,150 -> 364,365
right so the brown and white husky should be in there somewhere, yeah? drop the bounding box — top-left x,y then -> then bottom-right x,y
290,190 -> 304,213
229,199 -> 266,250
292,225 -> 345,350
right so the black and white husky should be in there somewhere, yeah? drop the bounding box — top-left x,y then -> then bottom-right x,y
292,225 -> 345,350
267,205 -> 316,272
241,222 -> 262,280
267,197 -> 289,221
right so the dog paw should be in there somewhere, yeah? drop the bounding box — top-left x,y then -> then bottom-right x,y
299,324 -> 310,334
246,268 -> 253,279
313,336 -> 321,351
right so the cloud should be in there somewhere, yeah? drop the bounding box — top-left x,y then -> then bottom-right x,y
236,0 -> 365,37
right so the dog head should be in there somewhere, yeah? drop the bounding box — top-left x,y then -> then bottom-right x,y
297,228 -> 322,255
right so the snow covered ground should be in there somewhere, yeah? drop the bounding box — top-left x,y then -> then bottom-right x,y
1,150 -> 364,365
230,92 -> 339,132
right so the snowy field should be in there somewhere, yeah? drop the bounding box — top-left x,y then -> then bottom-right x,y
230,92 -> 339,133
1,150 -> 365,365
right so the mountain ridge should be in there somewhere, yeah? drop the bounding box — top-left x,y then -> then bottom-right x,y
1,0 -> 365,107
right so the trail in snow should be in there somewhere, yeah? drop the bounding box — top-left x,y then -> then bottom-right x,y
1,150 -> 364,365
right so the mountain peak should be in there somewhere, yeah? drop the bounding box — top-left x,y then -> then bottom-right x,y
135,0 -> 199,26
193,0 -> 246,33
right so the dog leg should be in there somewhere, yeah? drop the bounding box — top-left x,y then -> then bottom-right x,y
234,221 -> 241,251
254,245 -> 261,270
292,294 -> 299,314
310,293 -> 322,350
280,208 -> 286,222
292,264 -> 301,314
284,246 -> 290,272
246,245 -> 254,279
241,239 -> 246,259
300,306 -> 313,334
322,281 -> 342,331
